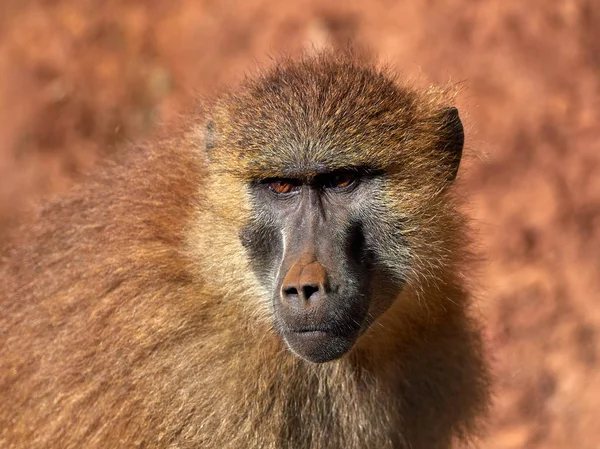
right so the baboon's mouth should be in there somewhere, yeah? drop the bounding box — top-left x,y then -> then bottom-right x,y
291,327 -> 339,335
282,325 -> 361,363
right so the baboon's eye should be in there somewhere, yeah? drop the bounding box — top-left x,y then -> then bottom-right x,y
266,179 -> 300,195
323,172 -> 357,190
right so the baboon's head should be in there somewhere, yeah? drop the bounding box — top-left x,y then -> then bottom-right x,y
205,56 -> 464,363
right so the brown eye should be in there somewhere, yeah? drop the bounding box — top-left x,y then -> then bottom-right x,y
268,180 -> 298,194
326,172 -> 357,189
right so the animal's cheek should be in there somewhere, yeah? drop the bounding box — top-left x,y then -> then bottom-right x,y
239,222 -> 283,284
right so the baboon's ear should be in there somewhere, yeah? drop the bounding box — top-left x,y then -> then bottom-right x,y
438,107 -> 464,183
205,120 -> 216,158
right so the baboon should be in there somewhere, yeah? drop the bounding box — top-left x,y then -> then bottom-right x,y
0,54 -> 489,449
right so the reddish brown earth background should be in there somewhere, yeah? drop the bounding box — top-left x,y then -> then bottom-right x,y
1,1 -> 599,447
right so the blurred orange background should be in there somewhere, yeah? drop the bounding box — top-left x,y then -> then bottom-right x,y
1,1 -> 598,447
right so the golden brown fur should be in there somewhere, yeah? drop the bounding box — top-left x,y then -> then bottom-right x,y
0,54 -> 489,448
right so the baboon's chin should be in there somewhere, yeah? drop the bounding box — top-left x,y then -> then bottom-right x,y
283,330 -> 359,363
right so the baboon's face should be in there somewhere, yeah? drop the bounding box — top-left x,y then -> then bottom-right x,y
209,61 -> 464,363
241,167 -> 403,363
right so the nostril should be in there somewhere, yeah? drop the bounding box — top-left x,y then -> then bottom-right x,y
283,286 -> 299,298
282,284 -> 322,305
302,284 -> 320,302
